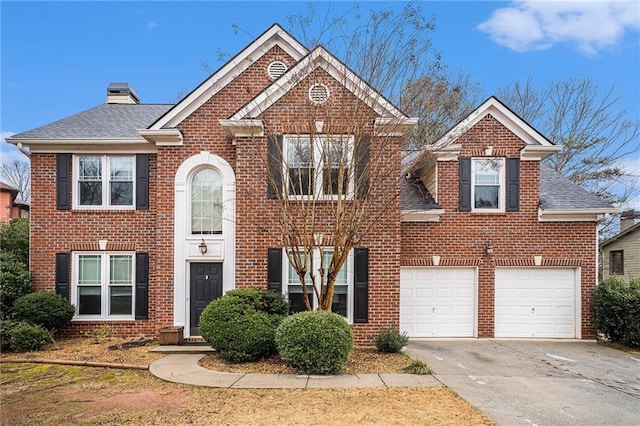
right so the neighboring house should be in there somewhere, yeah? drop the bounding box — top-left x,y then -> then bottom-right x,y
8,24 -> 616,342
0,182 -> 30,222
600,209 -> 640,278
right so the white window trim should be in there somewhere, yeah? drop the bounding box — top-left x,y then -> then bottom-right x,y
282,248 -> 354,323
188,166 -> 224,236
471,158 -> 505,213
73,155 -> 136,210
282,135 -> 355,200
72,251 -> 136,321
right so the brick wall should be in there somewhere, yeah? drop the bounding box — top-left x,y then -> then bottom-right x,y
401,114 -> 598,339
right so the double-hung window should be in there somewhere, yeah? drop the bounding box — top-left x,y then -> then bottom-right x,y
285,249 -> 352,320
284,135 -> 353,198
472,158 -> 504,211
191,168 -> 223,235
610,250 -> 624,275
75,155 -> 135,208
74,253 -> 135,319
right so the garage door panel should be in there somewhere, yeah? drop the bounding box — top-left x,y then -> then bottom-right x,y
495,268 -> 576,338
401,267 -> 475,338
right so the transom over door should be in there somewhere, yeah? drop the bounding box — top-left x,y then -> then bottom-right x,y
190,262 -> 223,336
495,268 -> 577,338
400,267 -> 475,337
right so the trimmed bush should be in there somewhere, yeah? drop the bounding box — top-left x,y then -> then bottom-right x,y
0,319 -> 20,351
199,296 -> 278,362
374,327 -> 409,353
592,276 -> 640,347
0,253 -> 32,319
0,218 -> 29,265
275,310 -> 353,374
224,288 -> 289,316
13,292 -> 75,332
9,322 -> 52,352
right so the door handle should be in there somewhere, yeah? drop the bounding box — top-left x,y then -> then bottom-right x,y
432,307 -> 436,314
532,307 -> 535,314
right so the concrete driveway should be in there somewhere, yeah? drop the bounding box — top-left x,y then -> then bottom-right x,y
405,340 -> 640,426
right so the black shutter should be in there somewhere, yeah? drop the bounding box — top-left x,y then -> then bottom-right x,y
353,248 -> 369,323
135,253 -> 149,320
459,157 -> 472,212
506,158 -> 520,212
267,136 -> 283,199
267,248 -> 283,292
136,154 -> 150,210
55,252 -> 71,300
355,135 -> 370,198
56,154 -> 71,210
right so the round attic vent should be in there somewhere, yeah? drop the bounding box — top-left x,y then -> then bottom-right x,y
309,83 -> 329,105
267,61 -> 287,80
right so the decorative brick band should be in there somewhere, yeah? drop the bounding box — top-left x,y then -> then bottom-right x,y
401,258 -> 481,267
493,258 -> 582,267
70,242 -> 136,251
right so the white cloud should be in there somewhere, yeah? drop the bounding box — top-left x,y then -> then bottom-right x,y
146,21 -> 157,29
478,0 -> 640,54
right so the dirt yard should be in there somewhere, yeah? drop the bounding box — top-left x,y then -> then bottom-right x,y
0,338 -> 496,425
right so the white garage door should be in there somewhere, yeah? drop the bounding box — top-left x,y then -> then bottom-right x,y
400,267 -> 475,337
495,268 -> 577,338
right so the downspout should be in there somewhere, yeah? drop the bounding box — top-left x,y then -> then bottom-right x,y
16,143 -> 31,158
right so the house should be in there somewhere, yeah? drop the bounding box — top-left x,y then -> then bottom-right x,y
8,24 -> 615,343
0,182 -> 30,222
600,209 -> 640,278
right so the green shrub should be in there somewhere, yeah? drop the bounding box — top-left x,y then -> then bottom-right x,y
275,310 -> 353,374
224,288 -> 289,316
13,292 -> 75,333
402,360 -> 431,375
592,276 -> 640,347
374,326 -> 409,353
0,253 -> 32,319
0,218 -> 29,265
199,296 -> 278,362
9,322 -> 52,352
0,319 -> 20,351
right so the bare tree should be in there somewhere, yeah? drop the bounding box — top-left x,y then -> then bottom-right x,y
400,70 -> 485,148
1,158 -> 30,202
497,76 -> 640,208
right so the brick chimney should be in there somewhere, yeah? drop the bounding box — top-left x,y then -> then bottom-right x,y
620,209 -> 640,232
107,83 -> 140,104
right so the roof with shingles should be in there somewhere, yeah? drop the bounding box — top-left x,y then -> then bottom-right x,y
10,104 -> 173,140
539,164 -> 613,210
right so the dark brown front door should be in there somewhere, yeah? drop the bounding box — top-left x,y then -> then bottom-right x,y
190,262 -> 223,336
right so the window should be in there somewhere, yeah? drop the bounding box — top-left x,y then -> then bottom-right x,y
284,135 -> 353,198
285,249 -> 352,320
191,168 -> 223,234
472,158 -> 504,211
610,250 -> 624,275
75,155 -> 135,208
74,253 -> 134,319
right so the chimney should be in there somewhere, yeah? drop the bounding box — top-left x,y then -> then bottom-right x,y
107,83 -> 140,104
620,209 -> 640,232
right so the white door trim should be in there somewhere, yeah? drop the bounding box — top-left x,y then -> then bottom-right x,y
174,151 -> 236,337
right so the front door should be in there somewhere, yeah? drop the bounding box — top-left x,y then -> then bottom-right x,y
190,262 -> 223,336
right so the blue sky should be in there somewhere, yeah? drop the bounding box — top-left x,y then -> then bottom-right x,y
2,1 -> 639,202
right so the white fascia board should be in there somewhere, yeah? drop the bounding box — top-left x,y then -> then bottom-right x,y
232,47 -> 409,121
6,137 -> 157,154
401,209 -> 444,222
421,144 -> 461,161
538,208 -> 618,222
218,119 -> 264,144
431,97 -> 555,150
138,128 -> 184,146
373,117 -> 419,137
151,25 -> 308,130
520,144 -> 563,160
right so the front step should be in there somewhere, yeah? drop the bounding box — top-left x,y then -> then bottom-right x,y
150,344 -> 214,354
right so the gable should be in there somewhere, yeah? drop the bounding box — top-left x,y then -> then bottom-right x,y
149,24 -> 308,130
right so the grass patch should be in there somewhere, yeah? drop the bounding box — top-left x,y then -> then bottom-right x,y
402,360 -> 431,375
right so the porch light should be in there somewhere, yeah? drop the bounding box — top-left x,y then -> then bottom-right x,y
484,244 -> 494,255
199,239 -> 208,255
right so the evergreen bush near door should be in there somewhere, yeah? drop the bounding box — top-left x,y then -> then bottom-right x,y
12,292 -> 75,333
275,310 -> 353,374
592,276 -> 640,347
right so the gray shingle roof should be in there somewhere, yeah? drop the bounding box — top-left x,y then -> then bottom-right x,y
10,104 -> 173,139
400,151 -> 441,210
539,164 -> 613,210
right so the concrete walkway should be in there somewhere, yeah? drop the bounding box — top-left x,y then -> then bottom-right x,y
149,346 -> 440,389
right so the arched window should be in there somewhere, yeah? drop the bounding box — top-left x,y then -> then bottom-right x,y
191,168 -> 222,234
